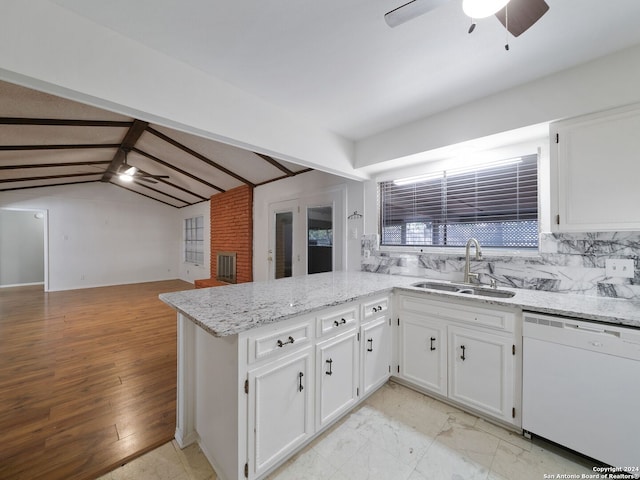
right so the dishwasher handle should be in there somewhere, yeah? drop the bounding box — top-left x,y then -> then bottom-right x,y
566,322 -> 620,337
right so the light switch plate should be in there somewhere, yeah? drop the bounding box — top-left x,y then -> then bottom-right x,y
605,259 -> 635,278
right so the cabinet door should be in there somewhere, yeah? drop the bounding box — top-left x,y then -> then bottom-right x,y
553,104 -> 640,231
399,312 -> 447,396
248,348 -> 313,479
316,330 -> 359,429
361,316 -> 391,396
448,325 -> 514,423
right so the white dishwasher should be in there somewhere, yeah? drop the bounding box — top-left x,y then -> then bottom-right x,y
523,312 -> 640,470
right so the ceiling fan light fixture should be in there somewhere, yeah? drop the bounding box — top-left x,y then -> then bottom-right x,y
462,0 -> 510,19
119,172 -> 134,182
123,166 -> 137,176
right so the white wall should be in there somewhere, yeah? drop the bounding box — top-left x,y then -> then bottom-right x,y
356,43 -> 640,169
0,183 -> 179,291
253,171 -> 364,282
178,201 -> 211,284
0,209 -> 45,287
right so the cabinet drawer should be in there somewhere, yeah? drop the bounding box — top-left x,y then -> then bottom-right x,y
248,320 -> 312,364
398,294 -> 515,332
317,306 -> 358,338
362,296 -> 389,321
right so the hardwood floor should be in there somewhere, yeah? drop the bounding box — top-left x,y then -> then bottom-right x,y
0,279 -> 192,480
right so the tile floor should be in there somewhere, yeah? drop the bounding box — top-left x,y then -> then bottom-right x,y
99,382 -> 595,480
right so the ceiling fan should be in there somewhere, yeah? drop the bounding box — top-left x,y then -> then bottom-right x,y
385,0 -> 549,38
116,149 -> 169,184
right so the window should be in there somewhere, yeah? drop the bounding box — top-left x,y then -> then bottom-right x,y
184,216 -> 204,264
380,154 -> 538,248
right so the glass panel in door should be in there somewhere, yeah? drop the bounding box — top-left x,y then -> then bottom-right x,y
274,211 -> 293,279
307,206 -> 333,274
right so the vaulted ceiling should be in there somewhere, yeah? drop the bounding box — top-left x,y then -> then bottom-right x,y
0,81 -> 311,207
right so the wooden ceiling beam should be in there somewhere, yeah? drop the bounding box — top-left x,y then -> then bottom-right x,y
254,152 -> 295,176
101,119 -> 149,182
132,147 -> 225,193
111,183 -> 180,208
130,179 -> 191,205
0,117 -> 132,127
147,126 -> 255,187
0,160 -> 110,170
254,168 -> 313,187
0,143 -> 120,151
0,172 -> 101,183
0,179 -> 98,192
135,167 -> 208,201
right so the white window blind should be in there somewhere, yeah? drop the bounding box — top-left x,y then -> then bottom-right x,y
380,154 -> 538,248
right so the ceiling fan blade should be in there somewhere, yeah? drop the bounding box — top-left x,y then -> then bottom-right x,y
136,176 -> 158,184
142,174 -> 170,179
384,0 -> 450,28
495,0 -> 549,37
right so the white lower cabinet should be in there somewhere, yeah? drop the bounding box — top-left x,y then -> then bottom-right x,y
242,295 -> 391,479
316,330 -> 359,429
448,325 -> 514,423
399,312 -> 447,396
396,293 -> 521,427
247,347 -> 314,479
361,316 -> 391,396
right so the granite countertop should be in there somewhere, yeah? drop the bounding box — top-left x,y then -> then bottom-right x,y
160,271 -> 640,337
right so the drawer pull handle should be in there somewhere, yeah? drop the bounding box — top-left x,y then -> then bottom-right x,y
325,358 -> 333,375
277,336 -> 295,348
372,307 -> 379,313
430,337 -> 436,351
298,372 -> 304,392
460,345 -> 466,361
333,318 -> 347,327
367,338 -> 373,352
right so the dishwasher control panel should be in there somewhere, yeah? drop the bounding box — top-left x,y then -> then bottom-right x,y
523,312 -> 640,361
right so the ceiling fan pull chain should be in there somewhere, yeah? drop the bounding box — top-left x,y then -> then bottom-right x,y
468,17 -> 476,34
504,4 -> 510,50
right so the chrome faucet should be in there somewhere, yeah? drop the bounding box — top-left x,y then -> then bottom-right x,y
463,238 -> 482,284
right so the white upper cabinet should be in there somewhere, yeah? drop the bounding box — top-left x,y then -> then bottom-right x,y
551,103 -> 640,232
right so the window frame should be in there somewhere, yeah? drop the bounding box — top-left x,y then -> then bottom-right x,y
378,154 -> 540,254
184,215 -> 205,266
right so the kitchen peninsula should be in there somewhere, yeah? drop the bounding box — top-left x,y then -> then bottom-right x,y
160,271 -> 640,480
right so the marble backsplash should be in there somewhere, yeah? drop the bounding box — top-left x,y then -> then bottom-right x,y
361,232 -> 640,300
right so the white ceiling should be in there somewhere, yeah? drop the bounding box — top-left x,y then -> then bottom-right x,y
50,0 -> 640,141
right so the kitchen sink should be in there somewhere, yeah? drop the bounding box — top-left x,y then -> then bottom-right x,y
411,281 -> 516,298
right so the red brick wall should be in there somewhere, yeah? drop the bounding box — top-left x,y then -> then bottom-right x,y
208,185 -> 253,285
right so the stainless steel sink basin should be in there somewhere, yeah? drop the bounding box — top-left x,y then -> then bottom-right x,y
411,281 -> 516,298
